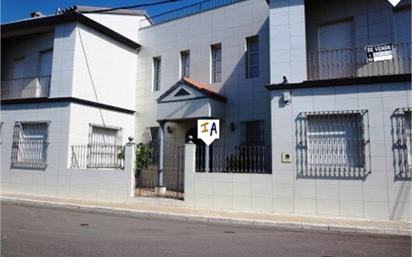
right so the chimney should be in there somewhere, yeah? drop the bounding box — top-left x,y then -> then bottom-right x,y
30,11 -> 44,18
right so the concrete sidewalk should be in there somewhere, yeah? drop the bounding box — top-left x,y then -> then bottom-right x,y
1,193 -> 411,236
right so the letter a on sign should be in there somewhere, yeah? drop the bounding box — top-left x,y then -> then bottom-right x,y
197,119 -> 220,146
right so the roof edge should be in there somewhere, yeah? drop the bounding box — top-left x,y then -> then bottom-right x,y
265,74 -> 411,90
71,5 -> 148,17
157,78 -> 227,103
1,12 -> 141,50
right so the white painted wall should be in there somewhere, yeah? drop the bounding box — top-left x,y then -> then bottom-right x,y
71,23 -> 137,111
182,81 -> 411,221
67,103 -> 135,159
50,22 -> 77,98
84,13 -> 148,41
1,17 -> 138,202
268,0 -> 411,84
1,102 -> 133,202
135,0 -> 271,149
268,0 -> 307,84
305,0 -> 412,51
269,82 -> 411,220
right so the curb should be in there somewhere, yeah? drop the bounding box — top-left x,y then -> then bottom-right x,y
1,197 -> 410,236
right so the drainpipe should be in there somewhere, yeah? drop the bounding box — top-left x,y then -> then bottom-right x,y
158,121 -> 165,189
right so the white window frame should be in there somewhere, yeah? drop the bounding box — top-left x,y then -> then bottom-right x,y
88,123 -> 123,146
180,50 -> 190,78
86,124 -> 123,169
152,56 -> 161,92
246,35 -> 259,79
210,43 -> 222,83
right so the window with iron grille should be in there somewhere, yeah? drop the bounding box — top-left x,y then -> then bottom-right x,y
211,44 -> 222,83
393,107 -> 412,179
153,57 -> 161,91
87,124 -> 123,168
246,36 -> 259,78
0,122 -> 3,145
241,120 -> 264,146
11,121 -> 49,169
89,124 -> 122,146
180,50 -> 190,78
297,110 -> 370,178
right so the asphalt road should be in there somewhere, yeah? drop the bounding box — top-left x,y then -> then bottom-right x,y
1,203 -> 410,257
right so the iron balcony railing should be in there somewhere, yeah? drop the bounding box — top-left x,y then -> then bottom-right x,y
307,42 -> 411,80
196,144 -> 269,173
1,75 -> 51,100
70,144 -> 124,169
149,0 -> 246,25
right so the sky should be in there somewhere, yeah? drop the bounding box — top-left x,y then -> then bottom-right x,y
1,0 -> 200,23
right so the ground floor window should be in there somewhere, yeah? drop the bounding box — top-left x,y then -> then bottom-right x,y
240,120 -> 264,146
297,110 -> 370,178
393,107 -> 412,179
11,121 -> 49,169
86,124 -> 123,168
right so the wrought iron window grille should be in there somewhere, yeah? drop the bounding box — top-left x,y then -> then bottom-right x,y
11,121 -> 50,169
392,107 -> 412,180
296,110 -> 371,179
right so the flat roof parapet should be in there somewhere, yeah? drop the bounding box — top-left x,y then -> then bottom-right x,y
149,0 -> 248,25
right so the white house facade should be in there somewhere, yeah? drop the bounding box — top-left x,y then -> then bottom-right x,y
1,9 -> 146,201
1,0 -> 411,221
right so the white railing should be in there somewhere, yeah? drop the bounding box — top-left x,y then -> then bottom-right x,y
70,144 -> 124,169
1,75 -> 51,100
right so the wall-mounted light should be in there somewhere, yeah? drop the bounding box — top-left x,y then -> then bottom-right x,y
167,126 -> 174,133
230,122 -> 236,132
282,91 -> 291,105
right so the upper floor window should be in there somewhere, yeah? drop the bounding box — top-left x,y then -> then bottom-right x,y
153,57 -> 161,91
11,121 -> 49,169
180,50 -> 190,78
38,49 -> 53,76
211,44 -> 222,83
246,36 -> 259,78
241,120 -> 264,146
12,57 -> 25,79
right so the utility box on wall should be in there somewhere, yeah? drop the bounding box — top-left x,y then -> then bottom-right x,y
281,152 -> 292,163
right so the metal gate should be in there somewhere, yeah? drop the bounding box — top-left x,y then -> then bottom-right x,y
135,139 -> 184,200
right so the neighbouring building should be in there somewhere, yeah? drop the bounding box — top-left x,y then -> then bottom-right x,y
1,8 -> 148,201
1,0 -> 411,221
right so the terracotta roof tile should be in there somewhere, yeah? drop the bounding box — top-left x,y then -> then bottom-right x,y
182,77 -> 227,102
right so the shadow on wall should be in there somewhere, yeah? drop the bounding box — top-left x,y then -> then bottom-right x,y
217,17 -> 271,158
389,180 -> 410,220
